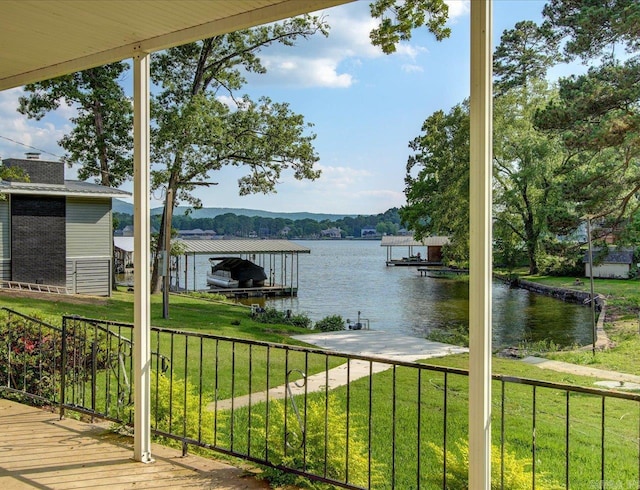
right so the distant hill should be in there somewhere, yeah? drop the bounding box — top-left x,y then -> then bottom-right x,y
112,199 -> 358,222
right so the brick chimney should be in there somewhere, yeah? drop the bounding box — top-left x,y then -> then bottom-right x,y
2,155 -> 64,184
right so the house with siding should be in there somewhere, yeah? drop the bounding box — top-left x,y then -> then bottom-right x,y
0,156 -> 130,296
583,247 -> 635,279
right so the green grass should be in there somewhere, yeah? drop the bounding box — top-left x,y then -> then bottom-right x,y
521,276 -> 640,376
0,289 -> 344,421
0,288 -> 316,343
521,275 -> 640,314
223,355 -> 639,489
3,284 -> 640,489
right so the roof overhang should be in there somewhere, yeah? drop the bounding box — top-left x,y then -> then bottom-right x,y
176,238 -> 311,255
0,181 -> 131,199
0,0 -> 351,90
380,235 -> 451,247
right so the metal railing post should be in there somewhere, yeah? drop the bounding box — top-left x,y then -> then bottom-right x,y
60,317 -> 67,420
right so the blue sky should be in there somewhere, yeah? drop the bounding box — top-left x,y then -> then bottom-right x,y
0,1 -> 554,215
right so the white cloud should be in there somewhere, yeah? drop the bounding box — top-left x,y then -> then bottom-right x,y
216,94 -> 238,109
262,56 -> 354,88
0,88 -> 69,163
394,43 -> 428,60
314,164 -> 373,188
250,1 -> 469,89
444,0 -> 470,22
402,64 -> 424,74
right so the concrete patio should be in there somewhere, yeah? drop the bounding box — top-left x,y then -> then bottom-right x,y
0,399 -> 268,490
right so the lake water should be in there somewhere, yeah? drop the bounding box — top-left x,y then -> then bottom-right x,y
177,239 -> 592,348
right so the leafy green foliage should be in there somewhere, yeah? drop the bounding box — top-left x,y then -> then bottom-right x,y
534,59 -> 640,229
0,313 -> 60,402
254,397 -> 382,489
400,102 -> 470,263
494,20 -> 560,95
151,372 -> 218,445
542,0 -> 640,60
369,0 -> 450,54
251,307 -> 312,329
18,63 -> 133,187
314,315 -> 344,332
428,439 -> 562,489
149,16 -> 329,291
493,82 -> 567,274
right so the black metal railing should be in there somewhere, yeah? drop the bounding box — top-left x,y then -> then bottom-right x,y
1,308 -> 639,489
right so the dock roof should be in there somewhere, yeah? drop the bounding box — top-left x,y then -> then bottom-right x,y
381,235 -> 450,247
175,239 -> 310,255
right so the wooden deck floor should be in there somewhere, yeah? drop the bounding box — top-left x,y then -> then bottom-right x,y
0,399 -> 268,490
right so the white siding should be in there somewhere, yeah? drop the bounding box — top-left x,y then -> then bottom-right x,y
68,258 -> 110,295
66,198 -> 112,258
586,263 -> 630,279
66,198 -> 112,296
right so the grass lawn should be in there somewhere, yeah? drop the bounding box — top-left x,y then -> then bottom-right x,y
0,288 -> 313,344
521,275 -> 640,376
2,283 -> 639,489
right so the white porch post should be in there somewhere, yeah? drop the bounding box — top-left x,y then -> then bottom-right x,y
469,1 -> 493,489
133,51 -> 153,463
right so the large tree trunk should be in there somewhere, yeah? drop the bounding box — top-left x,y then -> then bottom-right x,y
150,175 -> 178,293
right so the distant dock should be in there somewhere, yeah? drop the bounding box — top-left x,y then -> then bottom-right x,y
418,267 -> 469,278
385,258 -> 434,267
201,284 -> 297,299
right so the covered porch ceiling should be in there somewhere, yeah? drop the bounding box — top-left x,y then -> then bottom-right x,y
0,0 -> 349,90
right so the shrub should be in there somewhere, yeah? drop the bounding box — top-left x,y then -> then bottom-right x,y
428,440 -> 562,490
537,253 -> 583,277
251,307 -> 312,329
150,372 -> 219,446
0,313 -> 60,402
185,291 -> 228,302
253,396 -> 382,489
314,315 -> 345,332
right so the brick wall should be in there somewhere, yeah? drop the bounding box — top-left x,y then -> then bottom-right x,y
11,196 -> 66,285
3,158 -> 64,185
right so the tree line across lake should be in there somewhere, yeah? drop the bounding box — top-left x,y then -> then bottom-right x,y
113,207 -> 402,239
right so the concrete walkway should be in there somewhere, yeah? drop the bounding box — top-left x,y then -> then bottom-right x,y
522,356 -> 640,385
291,330 -> 468,362
209,330 -> 468,411
0,399 -> 268,490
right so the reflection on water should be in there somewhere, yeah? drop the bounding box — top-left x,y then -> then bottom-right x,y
180,239 -> 592,348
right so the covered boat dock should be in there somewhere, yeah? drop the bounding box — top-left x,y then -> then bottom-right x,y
174,239 -> 310,297
381,235 -> 450,266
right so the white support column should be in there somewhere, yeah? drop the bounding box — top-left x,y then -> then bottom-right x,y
469,1 -> 493,489
133,51 -> 153,463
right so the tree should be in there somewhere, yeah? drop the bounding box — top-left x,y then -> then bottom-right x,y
536,1 -> 640,236
149,16 -> 328,292
18,63 -> 133,187
541,0 -> 640,61
149,0 -> 456,292
401,20 -> 569,272
534,59 -> 640,230
369,0 -> 450,54
493,82 -> 566,274
493,20 -> 560,95
400,102 -> 471,263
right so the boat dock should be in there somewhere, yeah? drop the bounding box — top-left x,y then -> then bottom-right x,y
381,235 -> 450,267
418,267 -> 469,278
386,258 -> 431,266
205,283 -> 297,299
